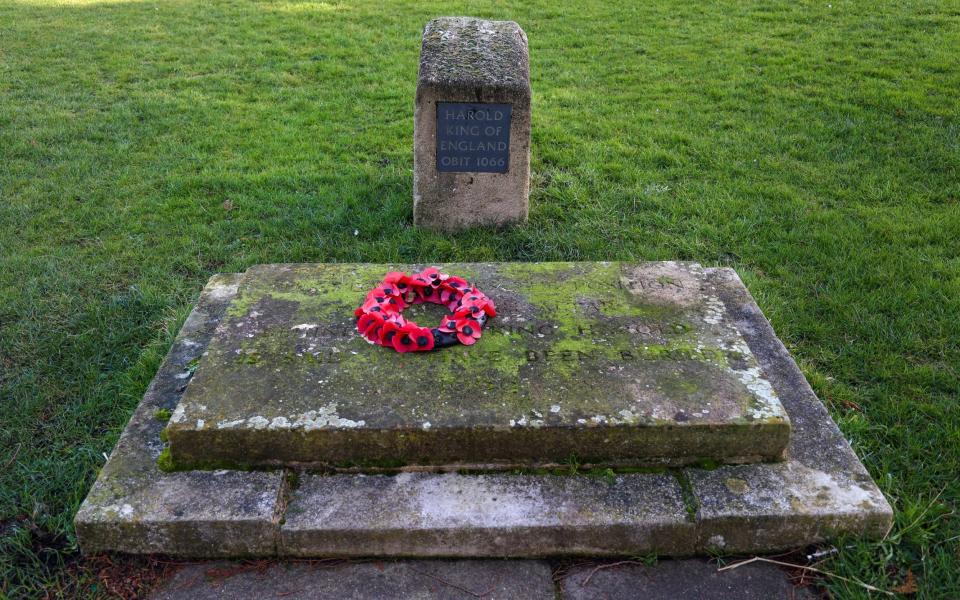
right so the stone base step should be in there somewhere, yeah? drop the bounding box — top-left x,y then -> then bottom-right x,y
75,267 -> 892,558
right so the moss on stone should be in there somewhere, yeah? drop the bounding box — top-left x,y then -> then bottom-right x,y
156,447 -> 174,473
672,470 -> 700,522
285,470 -> 301,491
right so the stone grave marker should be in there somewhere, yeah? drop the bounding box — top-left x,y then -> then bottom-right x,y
77,263 -> 893,557
413,17 -> 531,231
164,262 -> 790,470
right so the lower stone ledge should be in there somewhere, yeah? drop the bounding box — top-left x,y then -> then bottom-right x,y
75,470 -> 285,557
690,463 -> 893,554
279,471 -> 696,557
73,273 -> 286,558
77,464 -> 891,558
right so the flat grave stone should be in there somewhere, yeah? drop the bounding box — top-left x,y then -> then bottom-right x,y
165,262 -> 790,469
77,264 -> 892,558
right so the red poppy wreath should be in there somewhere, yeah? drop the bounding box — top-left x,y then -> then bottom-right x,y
354,267 -> 497,353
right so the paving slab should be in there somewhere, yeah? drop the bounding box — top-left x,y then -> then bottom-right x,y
559,559 -> 815,600
74,275 -> 285,557
280,471 -> 695,557
150,559 -> 555,600
685,268 -> 892,553
148,558 -> 813,599
167,262 -> 790,469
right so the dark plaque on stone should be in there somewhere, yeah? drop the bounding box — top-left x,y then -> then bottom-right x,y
436,102 -> 511,173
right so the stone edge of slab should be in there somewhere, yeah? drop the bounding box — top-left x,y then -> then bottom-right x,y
74,273 -> 286,557
686,267 -> 893,553
76,264 -> 893,557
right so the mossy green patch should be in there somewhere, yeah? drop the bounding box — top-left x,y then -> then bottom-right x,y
673,470 -> 700,522
156,447 -> 174,473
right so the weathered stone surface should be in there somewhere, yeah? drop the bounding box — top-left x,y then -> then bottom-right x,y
559,559 -> 815,600
75,275 -> 285,557
280,471 -> 696,557
414,17 -> 531,231
151,559 -> 556,600
167,262 -> 790,469
685,268 -> 893,552
80,264 -> 892,558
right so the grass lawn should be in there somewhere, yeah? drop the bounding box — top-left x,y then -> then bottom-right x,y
1,0 -> 958,596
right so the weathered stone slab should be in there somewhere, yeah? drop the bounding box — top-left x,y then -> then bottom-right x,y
166,262 -> 790,469
79,264 -> 892,559
684,268 -> 893,552
413,17 -> 531,231
151,559 -> 556,600
280,471 -> 696,557
75,275 -> 285,557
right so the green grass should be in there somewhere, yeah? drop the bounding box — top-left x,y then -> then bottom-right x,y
1,0 -> 958,597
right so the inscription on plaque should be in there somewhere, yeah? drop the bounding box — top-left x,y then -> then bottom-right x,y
436,102 -> 511,173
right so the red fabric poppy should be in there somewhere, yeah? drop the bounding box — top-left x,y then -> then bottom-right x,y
454,304 -> 483,321
412,326 -> 435,351
357,312 -> 385,342
455,317 -> 482,345
442,276 -> 468,290
438,314 -> 458,333
383,271 -> 408,286
384,272 -> 416,299
378,319 -> 402,346
438,285 -> 460,306
461,289 -> 497,317
403,273 -> 430,303
363,284 -> 405,309
420,266 -> 447,287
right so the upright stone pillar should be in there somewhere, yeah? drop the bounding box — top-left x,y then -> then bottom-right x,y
414,17 -> 531,232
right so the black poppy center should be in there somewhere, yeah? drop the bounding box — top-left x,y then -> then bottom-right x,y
462,325 -> 473,335
416,335 -> 429,347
